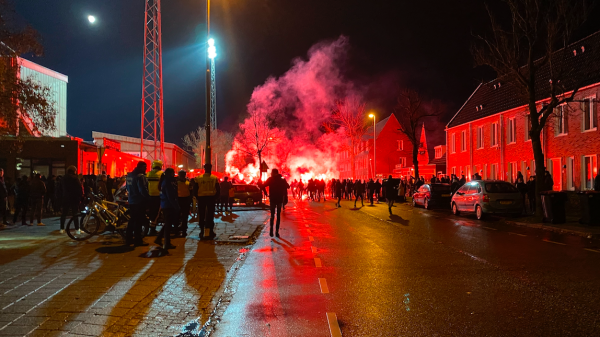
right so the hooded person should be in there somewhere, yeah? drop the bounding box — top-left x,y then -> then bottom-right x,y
126,161 -> 150,246
263,169 -> 290,237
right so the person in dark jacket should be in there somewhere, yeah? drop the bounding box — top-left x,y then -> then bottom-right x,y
12,176 -> 30,226
367,179 -> 375,206
526,176 -> 536,214
335,179 -> 343,207
354,179 -> 365,208
544,171 -> 554,191
515,172 -> 527,214
126,161 -> 150,246
263,169 -> 289,237
0,168 -> 8,226
29,173 -> 46,226
155,168 -> 179,250
595,172 -> 600,191
383,176 -> 398,215
176,170 -> 192,237
60,166 -> 84,233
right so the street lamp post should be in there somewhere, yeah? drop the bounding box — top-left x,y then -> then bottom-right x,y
369,113 -> 376,179
204,0 -> 214,173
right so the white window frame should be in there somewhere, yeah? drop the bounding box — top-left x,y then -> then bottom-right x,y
399,157 -> 406,167
435,147 -> 442,159
582,155 -> 598,190
491,163 -> 498,180
452,167 -> 456,176
451,133 -> 456,153
491,122 -> 499,147
461,130 -> 467,152
566,156 -> 575,191
555,104 -> 568,136
582,97 -> 597,132
476,126 -> 484,149
507,118 -> 516,144
525,115 -> 532,141
397,140 -> 403,151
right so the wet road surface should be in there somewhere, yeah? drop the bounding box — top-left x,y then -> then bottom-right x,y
212,198 -> 600,337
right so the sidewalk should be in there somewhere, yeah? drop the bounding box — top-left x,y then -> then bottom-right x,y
504,218 -> 600,239
0,209 -> 267,337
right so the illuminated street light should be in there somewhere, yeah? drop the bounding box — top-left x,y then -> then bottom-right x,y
369,113 -> 376,179
208,38 -> 217,59
88,15 -> 96,24
178,164 -> 184,168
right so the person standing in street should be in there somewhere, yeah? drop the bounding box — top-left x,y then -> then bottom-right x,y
263,169 -> 289,237
155,168 -> 179,250
146,160 -> 164,235
367,179 -> 375,206
354,179 -> 365,208
29,173 -> 46,226
126,161 -> 150,246
374,179 -> 382,202
176,170 -> 191,237
0,168 -> 8,227
194,164 -> 220,239
595,171 -> 600,191
219,176 -> 232,212
383,175 -> 397,215
526,176 -> 536,214
13,176 -> 30,226
59,166 -> 84,234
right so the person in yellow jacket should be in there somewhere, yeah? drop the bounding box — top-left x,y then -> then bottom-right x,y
176,170 -> 192,237
147,160 -> 163,235
193,164 -> 220,239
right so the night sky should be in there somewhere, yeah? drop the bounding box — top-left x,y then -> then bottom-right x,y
11,0 -> 600,148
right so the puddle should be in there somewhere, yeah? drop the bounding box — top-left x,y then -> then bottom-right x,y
174,319 -> 206,337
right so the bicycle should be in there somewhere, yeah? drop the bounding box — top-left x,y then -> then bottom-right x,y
66,194 -> 146,241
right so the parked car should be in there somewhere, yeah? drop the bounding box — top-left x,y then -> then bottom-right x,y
232,184 -> 263,206
450,180 -> 523,220
412,183 -> 452,209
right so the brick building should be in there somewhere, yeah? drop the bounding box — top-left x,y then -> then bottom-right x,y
446,31 -> 600,191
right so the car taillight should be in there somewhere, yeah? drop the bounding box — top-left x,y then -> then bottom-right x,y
483,194 -> 490,202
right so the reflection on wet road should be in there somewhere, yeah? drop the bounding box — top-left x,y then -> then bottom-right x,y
213,198 -> 600,336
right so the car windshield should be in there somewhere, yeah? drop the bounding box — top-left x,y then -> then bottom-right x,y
431,184 -> 451,192
485,182 -> 519,193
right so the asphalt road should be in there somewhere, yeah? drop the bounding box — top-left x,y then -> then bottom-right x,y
212,197 -> 600,337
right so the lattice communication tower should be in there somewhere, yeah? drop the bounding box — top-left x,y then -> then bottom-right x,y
140,0 -> 165,162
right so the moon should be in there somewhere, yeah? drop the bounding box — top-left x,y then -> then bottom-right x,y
88,15 -> 96,24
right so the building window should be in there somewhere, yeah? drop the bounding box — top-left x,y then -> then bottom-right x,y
555,105 -> 568,136
397,140 -> 403,151
491,163 -> 498,180
525,115 -> 532,141
507,162 -> 517,183
582,97 -> 597,131
476,126 -> 484,149
567,157 -> 574,191
399,157 -> 406,167
452,167 -> 456,176
582,155 -> 597,190
483,164 -> 487,179
491,122 -> 499,147
451,133 -> 456,153
507,118 -> 516,144
435,147 -> 442,159
461,130 -> 467,152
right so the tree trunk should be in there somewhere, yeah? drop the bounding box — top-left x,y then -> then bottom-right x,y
531,132 -> 546,219
258,151 -> 263,184
350,142 -> 356,179
413,143 -> 419,192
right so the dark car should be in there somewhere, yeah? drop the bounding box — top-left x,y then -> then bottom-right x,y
450,180 -> 523,220
412,183 -> 452,209
232,184 -> 263,206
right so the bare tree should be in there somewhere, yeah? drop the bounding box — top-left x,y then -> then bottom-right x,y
0,0 -> 56,138
472,0 -> 594,217
183,127 -> 233,172
323,98 -> 370,179
234,102 -> 282,181
395,88 -> 443,184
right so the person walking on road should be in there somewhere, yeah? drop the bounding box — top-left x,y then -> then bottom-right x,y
59,166 -> 84,234
367,179 -> 375,205
126,161 -> 150,246
0,168 -> 8,227
176,170 -> 192,237
335,179 -> 343,207
383,175 -> 397,215
29,173 -> 46,226
374,179 -> 382,202
263,169 -> 289,237
354,179 -> 365,208
155,168 -> 179,250
193,164 -> 220,239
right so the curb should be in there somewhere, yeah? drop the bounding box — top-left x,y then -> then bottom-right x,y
505,220 -> 600,239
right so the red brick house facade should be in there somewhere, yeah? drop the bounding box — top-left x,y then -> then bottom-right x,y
446,32 -> 600,191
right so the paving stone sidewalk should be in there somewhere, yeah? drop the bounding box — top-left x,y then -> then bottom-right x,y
0,209 -> 268,337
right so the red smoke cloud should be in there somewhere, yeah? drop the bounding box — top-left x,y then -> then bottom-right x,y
226,36 -> 357,183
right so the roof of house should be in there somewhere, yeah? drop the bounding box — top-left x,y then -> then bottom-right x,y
430,152 -> 446,166
362,114 -> 396,141
447,30 -> 600,129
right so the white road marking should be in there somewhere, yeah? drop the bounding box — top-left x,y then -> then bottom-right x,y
309,236 -> 314,242
314,258 -> 322,267
326,312 -> 342,337
311,246 -> 317,253
319,278 -> 329,293
508,232 -> 527,237
2,275 -> 61,310
482,226 -> 497,231
584,248 -> 600,253
543,240 -> 566,246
